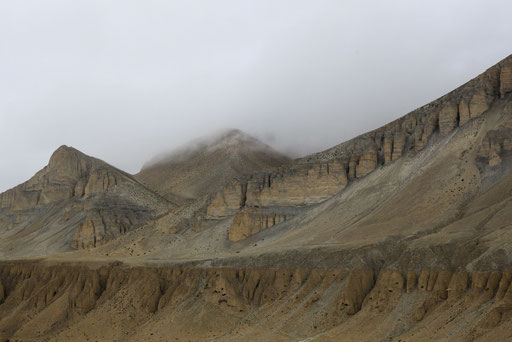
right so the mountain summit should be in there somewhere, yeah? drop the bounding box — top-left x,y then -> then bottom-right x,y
0,145 -> 170,257
135,129 -> 290,202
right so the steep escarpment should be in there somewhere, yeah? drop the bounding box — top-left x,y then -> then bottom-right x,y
206,158 -> 348,241
0,146 -> 171,255
207,159 -> 347,217
206,55 -> 512,242
1,261 -> 511,341
228,208 -> 291,242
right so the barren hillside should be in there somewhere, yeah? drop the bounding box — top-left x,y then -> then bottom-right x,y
1,55 -> 512,341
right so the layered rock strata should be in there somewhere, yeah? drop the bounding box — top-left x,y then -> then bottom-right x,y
0,146 -> 123,210
228,208 -> 290,242
206,56 -> 512,241
207,159 -> 347,217
0,146 -> 170,251
478,121 -> 512,166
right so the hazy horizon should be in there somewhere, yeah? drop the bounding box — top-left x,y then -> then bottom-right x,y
1,0 -> 512,192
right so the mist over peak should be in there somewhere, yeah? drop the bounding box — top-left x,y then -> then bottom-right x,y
140,128 -> 285,171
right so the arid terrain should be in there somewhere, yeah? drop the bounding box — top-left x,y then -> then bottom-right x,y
1,55 -> 512,341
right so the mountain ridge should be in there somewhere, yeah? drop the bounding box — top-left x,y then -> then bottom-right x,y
135,128 -> 290,203
0,145 -> 171,256
1,54 -> 512,341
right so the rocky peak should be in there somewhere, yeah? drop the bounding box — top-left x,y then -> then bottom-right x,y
48,145 -> 82,165
0,146 -> 131,211
136,129 -> 290,201
206,129 -> 269,153
0,145 -> 171,252
46,145 -> 92,179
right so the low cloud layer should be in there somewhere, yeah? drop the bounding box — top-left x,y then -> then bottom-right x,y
1,0 -> 512,191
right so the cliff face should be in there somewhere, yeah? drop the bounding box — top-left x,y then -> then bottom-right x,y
207,159 -> 347,217
228,208 -> 290,242
206,55 -> 512,241
1,261 -> 512,342
477,120 -> 512,167
0,146 -> 171,254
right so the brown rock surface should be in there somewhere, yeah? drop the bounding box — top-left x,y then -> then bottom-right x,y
439,102 -> 459,134
206,179 -> 246,217
207,158 -> 348,218
459,98 -> 471,125
0,146 -> 170,254
477,120 -> 512,166
383,134 -> 393,164
470,90 -> 492,118
391,131 -> 405,161
356,150 -> 378,178
245,159 -> 348,207
228,208 -> 289,242
1,263 -> 512,341
501,62 -> 512,97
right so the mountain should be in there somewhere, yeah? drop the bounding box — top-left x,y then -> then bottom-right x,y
0,145 -> 170,257
135,129 -> 290,203
206,57 -> 512,247
1,55 -> 512,341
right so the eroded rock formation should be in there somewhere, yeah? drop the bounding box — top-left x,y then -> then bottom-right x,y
1,262 -> 512,341
0,146 -> 126,210
205,56 -> 512,242
0,146 -> 170,252
207,159 -> 348,218
500,62 -> 512,97
228,208 -> 289,242
478,121 -> 512,166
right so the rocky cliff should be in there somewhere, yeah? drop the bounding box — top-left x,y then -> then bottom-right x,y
1,261 -> 511,341
207,159 -> 347,217
207,55 -> 512,241
0,146 -> 171,254
228,208 -> 291,242
477,120 -> 512,167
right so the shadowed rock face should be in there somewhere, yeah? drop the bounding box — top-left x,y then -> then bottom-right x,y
0,146 -> 171,253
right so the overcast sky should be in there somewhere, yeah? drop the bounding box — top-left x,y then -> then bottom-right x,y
1,0 -> 511,192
